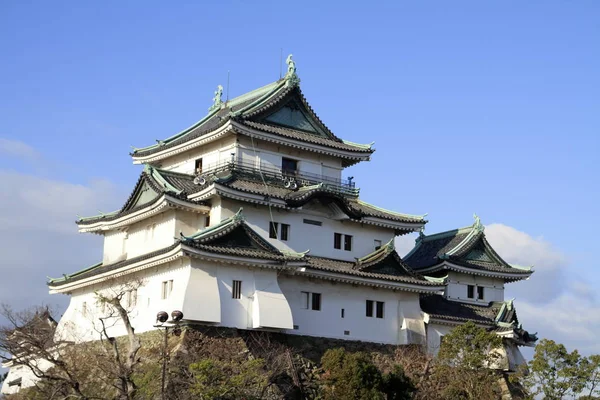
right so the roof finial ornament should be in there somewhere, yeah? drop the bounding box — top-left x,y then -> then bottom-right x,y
284,54 -> 300,87
209,85 -> 224,112
473,213 -> 484,232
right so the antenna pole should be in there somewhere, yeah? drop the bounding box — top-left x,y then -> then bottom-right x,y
226,71 -> 230,102
279,48 -> 283,79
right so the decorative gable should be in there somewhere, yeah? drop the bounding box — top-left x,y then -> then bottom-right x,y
122,180 -> 160,212
259,95 -> 331,137
464,247 -> 494,263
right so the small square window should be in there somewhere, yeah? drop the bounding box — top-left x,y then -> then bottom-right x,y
344,330 -> 350,336
282,157 -> 298,175
344,235 -> 353,251
366,300 -> 374,317
374,240 -> 382,250
334,233 -> 342,249
467,285 -> 475,299
477,286 -> 485,300
232,280 -> 242,299
312,293 -> 321,311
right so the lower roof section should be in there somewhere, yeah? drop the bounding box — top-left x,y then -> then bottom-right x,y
49,210 -> 441,294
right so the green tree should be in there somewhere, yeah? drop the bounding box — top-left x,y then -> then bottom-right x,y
381,365 -> 415,400
188,358 -> 269,400
580,354 -> 600,399
320,348 -> 384,400
518,339 -> 587,400
434,321 -> 503,400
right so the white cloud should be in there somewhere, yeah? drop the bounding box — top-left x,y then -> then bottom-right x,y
0,138 -> 40,161
485,223 -> 600,355
0,169 -> 125,310
486,223 -> 566,303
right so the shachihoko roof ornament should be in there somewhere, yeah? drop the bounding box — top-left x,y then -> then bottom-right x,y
209,85 -> 224,112
285,54 -> 300,87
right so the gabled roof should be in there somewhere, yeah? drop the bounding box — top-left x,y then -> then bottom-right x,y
191,167 -> 426,229
77,166 -> 208,228
403,215 -> 533,281
180,208 -> 299,261
420,295 -> 538,345
131,56 -> 374,164
303,240 -> 440,287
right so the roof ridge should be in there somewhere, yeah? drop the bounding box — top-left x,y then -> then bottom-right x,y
148,166 -> 183,195
48,261 -> 103,283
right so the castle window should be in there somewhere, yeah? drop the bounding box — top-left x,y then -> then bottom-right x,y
301,291 -> 321,311
334,233 -> 342,249
477,286 -> 485,300
344,235 -> 353,251
269,222 -> 290,241
282,157 -> 298,175
341,308 -> 345,318
82,301 -> 88,317
195,158 -> 203,175
161,280 -> 173,299
232,280 -> 242,299
205,215 -> 210,227
366,300 -> 385,318
374,240 -> 382,250
311,293 -> 321,311
303,219 -> 322,226
467,285 -> 475,299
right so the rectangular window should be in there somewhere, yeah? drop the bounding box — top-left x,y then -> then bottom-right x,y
366,300 -> 374,317
341,309 -> 345,318
195,158 -> 203,175
280,223 -> 290,241
301,292 -> 309,309
344,330 -> 350,336
303,219 -> 322,226
127,289 -> 137,307
282,157 -> 298,175
269,222 -> 279,239
344,235 -> 353,251
82,301 -> 88,317
162,280 -> 173,300
311,293 -> 321,311
334,233 -> 342,249
477,286 -> 485,300
205,215 -> 211,227
376,301 -> 384,319
269,222 -> 290,241
232,280 -> 242,299
374,240 -> 382,250
467,285 -> 475,299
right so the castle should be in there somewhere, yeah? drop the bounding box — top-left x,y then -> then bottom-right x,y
2,55 -> 537,394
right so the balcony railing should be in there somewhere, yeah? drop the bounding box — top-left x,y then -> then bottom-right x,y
199,160 -> 359,197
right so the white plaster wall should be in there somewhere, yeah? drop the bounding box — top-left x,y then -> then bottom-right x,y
279,275 -> 423,345
221,199 -> 395,261
1,358 -> 56,394
174,209 -> 205,237
125,210 -> 177,259
103,229 -> 127,264
237,136 -> 343,181
54,259 -> 192,342
158,135 -> 236,173
214,263 -> 293,330
446,272 -> 504,303
425,323 -> 453,356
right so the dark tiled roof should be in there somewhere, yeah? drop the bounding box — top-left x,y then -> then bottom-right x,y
132,79 -> 373,159
77,167 -> 206,226
238,121 -> 371,153
404,230 -> 471,269
207,171 -> 424,225
420,294 -> 501,325
305,255 -> 440,286
48,244 -> 180,287
404,222 -> 531,278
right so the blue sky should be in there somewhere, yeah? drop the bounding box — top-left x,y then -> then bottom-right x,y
1,1 -> 599,354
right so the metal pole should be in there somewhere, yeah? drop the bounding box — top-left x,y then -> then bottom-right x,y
161,327 -> 168,400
